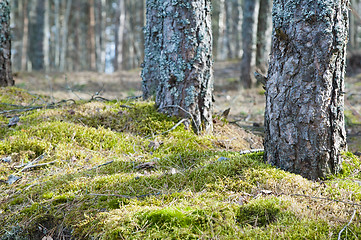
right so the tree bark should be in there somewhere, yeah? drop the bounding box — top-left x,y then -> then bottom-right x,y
142,0 -> 214,133
114,0 -> 125,71
255,0 -> 272,74
240,0 -> 259,88
0,0 -> 14,86
264,0 -> 348,180
59,0 -> 72,72
28,0 -> 45,71
88,0 -> 96,70
43,0 -> 50,72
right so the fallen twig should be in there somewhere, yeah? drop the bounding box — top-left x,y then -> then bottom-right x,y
291,194 -> 361,207
14,154 -> 47,169
158,105 -> 200,134
0,99 -> 76,115
338,210 -> 357,240
89,192 -> 161,199
88,160 -> 114,171
146,118 -> 188,138
239,149 -> 264,155
20,161 -> 57,172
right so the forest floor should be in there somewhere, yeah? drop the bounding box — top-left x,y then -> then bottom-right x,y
0,62 -> 360,239
14,60 -> 361,153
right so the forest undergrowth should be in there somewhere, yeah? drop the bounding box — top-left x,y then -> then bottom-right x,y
0,87 -> 361,239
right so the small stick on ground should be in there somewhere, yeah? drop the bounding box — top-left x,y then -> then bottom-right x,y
338,210 -> 357,240
89,160 -> 114,171
240,149 -> 264,155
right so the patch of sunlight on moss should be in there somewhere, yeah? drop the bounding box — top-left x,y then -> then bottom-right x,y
338,152 -> 361,179
0,87 -> 40,106
345,110 -> 361,125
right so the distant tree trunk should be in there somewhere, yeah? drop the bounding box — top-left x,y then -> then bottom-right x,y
255,0 -> 272,74
114,0 -> 125,71
21,0 -> 28,71
240,0 -> 259,88
0,0 -> 14,86
142,0 -> 214,133
59,0 -> 72,72
89,0 -> 96,70
28,0 -> 45,71
54,0 -> 60,69
216,0 -> 227,60
43,0 -> 50,72
264,0 -> 348,180
233,0 -> 242,59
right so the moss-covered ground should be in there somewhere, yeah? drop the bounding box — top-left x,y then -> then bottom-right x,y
0,87 -> 361,239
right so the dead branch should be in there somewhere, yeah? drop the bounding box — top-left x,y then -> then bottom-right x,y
0,99 -> 76,115
89,191 -> 161,199
240,149 -> 264,155
20,161 -> 57,172
146,118 -> 188,138
291,194 -> 361,207
158,105 -> 200,134
338,210 -> 357,240
88,160 -> 114,171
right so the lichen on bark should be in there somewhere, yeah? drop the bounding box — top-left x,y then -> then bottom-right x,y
264,0 -> 348,180
142,0 -> 213,133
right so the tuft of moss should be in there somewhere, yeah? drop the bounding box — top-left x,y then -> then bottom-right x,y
237,197 -> 291,227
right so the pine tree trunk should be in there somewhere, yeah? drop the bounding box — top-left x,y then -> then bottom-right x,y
59,0 -> 72,72
0,0 -> 14,86
142,0 -> 214,133
43,0 -> 50,72
255,0 -> 272,73
28,0 -> 45,71
264,0 -> 348,180
88,0 -> 96,71
114,0 -> 125,71
240,0 -> 259,88
21,0 -> 28,71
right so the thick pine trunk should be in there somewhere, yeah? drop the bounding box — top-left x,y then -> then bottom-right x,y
264,0 -> 348,180
142,0 -> 213,133
0,0 -> 14,87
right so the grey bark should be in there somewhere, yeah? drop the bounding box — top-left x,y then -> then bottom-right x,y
43,0 -> 50,72
0,0 -> 14,86
255,0 -> 272,74
28,0 -> 44,71
59,0 -> 72,72
264,0 -> 348,180
142,0 -> 214,133
114,0 -> 125,71
240,0 -> 259,88
54,0 -> 60,68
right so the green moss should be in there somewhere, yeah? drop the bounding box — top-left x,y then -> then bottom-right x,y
237,197 -> 291,227
1,87 -> 360,239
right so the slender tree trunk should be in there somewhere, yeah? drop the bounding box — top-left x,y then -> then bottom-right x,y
21,0 -> 28,71
264,0 -> 348,180
54,0 -> 60,69
114,0 -> 125,71
43,0 -> 50,72
217,0 -> 227,60
59,0 -> 72,72
240,0 -> 259,88
255,0 -> 272,74
89,0 -> 96,70
142,0 -> 214,133
0,0 -> 14,86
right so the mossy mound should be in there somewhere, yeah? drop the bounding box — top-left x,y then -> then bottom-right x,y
0,88 -> 360,239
